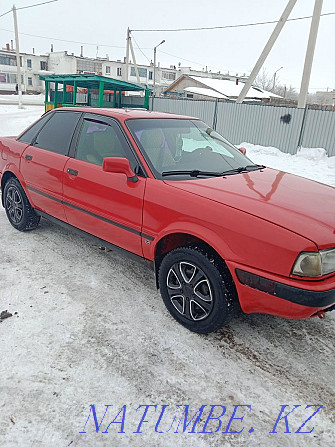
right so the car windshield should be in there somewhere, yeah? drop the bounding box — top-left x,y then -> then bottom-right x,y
126,118 -> 256,179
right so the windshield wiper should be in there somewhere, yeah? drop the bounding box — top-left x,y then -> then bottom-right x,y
162,170 -> 224,177
162,165 -> 265,178
221,164 -> 265,175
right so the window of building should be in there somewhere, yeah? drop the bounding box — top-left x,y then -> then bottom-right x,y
130,66 -> 147,78
162,71 -> 176,81
33,111 -> 82,155
40,61 -> 48,71
0,73 -> 17,83
0,55 -> 16,66
105,66 -> 111,74
27,59 -> 32,68
77,59 -> 102,73
117,67 -> 122,77
148,71 -> 153,80
186,94 -> 194,98
28,77 -> 33,86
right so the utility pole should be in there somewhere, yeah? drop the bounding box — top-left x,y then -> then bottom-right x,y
129,37 -> 140,84
125,28 -> 140,84
125,27 -> 130,82
13,4 -> 23,109
236,0 -> 297,103
297,0 -> 323,108
153,40 -> 165,97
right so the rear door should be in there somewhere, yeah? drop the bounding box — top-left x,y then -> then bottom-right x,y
20,110 -> 82,221
62,113 -> 146,256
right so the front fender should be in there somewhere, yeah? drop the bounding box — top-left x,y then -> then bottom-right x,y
142,178 -> 316,278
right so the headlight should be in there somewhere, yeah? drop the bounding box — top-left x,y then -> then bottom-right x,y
292,248 -> 335,277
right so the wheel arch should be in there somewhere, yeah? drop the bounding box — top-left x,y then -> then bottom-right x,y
1,171 -> 17,206
153,232 -> 234,292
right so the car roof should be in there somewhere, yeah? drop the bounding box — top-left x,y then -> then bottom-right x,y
56,107 -> 197,121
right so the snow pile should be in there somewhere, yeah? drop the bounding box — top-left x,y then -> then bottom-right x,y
0,94 -> 44,105
0,105 -> 44,137
241,142 -> 335,188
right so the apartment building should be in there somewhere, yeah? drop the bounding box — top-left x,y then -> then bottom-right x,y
1,42 -> 243,96
0,43 -> 49,94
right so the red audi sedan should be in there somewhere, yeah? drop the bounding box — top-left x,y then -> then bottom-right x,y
1,107 -> 334,333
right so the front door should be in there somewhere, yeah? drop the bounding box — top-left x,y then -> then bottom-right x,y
62,113 -> 146,256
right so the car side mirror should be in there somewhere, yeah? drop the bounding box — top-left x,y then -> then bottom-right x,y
102,157 -> 138,183
238,147 -> 247,155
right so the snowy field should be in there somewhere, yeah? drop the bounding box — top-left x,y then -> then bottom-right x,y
0,94 -> 44,106
0,105 -> 334,446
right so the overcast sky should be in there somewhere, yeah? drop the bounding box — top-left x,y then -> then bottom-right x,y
0,0 -> 334,91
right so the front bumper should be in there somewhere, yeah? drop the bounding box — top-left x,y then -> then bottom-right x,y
228,262 -> 335,319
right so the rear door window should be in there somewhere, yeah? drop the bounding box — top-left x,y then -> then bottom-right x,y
33,111 -> 81,155
17,113 -> 52,144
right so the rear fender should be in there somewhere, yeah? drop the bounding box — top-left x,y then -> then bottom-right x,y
1,165 -> 31,206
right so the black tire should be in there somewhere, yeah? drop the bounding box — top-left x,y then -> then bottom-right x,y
3,177 -> 40,231
158,247 -> 238,333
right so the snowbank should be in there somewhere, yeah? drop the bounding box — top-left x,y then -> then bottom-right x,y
0,105 -> 44,137
0,93 -> 44,105
241,142 -> 335,188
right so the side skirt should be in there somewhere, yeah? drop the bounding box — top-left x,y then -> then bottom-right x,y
34,209 -> 154,272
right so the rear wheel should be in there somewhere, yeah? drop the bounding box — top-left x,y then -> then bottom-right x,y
158,247 -> 237,333
3,178 -> 40,231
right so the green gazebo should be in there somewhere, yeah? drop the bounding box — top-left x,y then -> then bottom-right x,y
39,74 -> 150,112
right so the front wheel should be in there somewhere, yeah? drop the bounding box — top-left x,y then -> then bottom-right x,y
3,177 -> 40,231
158,247 -> 237,333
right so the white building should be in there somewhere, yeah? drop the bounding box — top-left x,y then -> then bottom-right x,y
1,41 -> 249,97
315,90 -> 335,106
0,43 -> 49,94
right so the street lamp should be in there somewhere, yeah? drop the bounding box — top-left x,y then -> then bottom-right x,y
153,39 -> 165,97
272,66 -> 283,91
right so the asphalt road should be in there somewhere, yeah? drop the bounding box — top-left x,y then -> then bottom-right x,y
0,208 -> 334,447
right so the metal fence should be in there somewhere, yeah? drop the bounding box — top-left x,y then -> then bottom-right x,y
150,97 -> 335,157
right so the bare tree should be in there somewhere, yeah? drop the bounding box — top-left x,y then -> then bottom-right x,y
254,68 -> 297,99
254,68 -> 275,92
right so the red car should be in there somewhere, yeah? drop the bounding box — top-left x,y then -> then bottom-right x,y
1,107 -> 335,333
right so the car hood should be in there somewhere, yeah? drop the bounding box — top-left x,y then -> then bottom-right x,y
165,168 -> 335,248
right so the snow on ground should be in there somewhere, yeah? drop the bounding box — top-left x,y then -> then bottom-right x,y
242,142 -> 335,188
0,106 -> 334,447
0,104 -> 44,137
0,94 -> 44,106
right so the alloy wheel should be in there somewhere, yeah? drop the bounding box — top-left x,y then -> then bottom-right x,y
166,261 -> 213,321
6,186 -> 23,224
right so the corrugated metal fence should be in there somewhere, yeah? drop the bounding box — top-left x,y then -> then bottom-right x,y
150,97 -> 335,156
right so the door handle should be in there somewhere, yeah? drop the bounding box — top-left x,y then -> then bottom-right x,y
67,168 -> 78,176
25,154 -> 33,161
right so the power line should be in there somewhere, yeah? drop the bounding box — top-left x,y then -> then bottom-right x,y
0,0 -> 58,18
0,27 -> 127,48
0,9 -> 11,19
159,49 -> 229,71
16,0 -> 58,11
131,11 -> 335,32
131,34 -> 151,63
